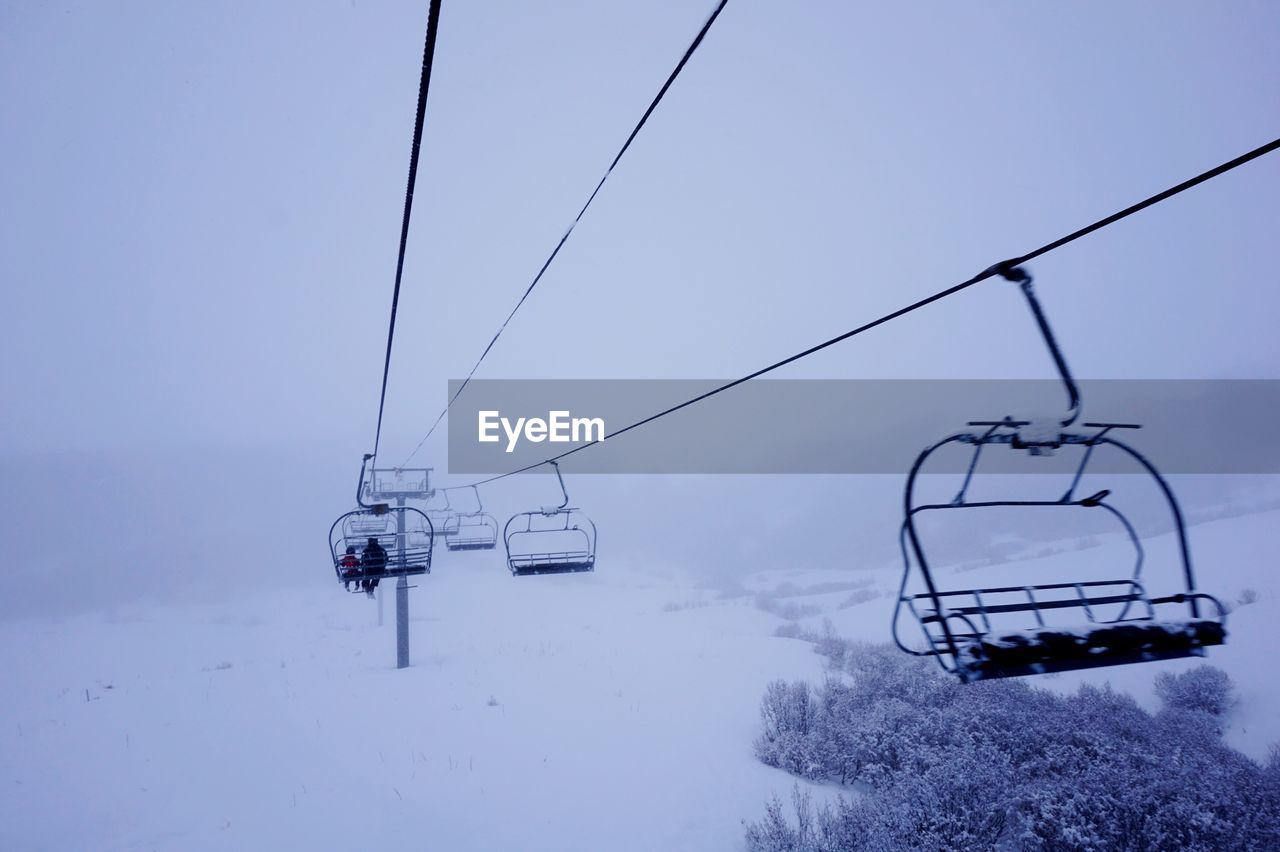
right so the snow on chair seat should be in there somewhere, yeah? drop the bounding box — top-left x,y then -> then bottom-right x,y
507,549 -> 595,575
954,619 -> 1226,681
904,574 -> 1229,681
447,530 -> 499,551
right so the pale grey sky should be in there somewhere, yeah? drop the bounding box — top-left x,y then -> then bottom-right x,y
2,1 -> 1277,460
1,2 -> 1278,617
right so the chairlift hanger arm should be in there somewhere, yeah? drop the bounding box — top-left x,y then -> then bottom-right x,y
994,264 -> 1080,428
357,453 -> 374,509
549,460 -> 569,510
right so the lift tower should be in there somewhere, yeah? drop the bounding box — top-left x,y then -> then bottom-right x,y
362,462 -> 435,669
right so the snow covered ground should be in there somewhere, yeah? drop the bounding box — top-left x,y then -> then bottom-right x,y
2,507 -> 1275,850
0,562 -> 827,851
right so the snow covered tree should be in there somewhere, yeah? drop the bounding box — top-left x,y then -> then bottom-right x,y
1153,664 -> 1236,717
755,680 -> 821,778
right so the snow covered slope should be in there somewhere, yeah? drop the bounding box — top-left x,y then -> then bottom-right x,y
0,564 -> 825,851
2,507 -> 1274,850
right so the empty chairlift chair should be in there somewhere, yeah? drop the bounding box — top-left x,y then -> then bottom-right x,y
504,461 -> 597,576
423,490 -> 460,544
443,486 -> 499,552
891,266 -> 1226,682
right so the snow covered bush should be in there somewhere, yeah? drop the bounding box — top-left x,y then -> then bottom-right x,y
815,620 -> 847,672
755,680 -> 821,778
1154,664 -> 1236,717
743,787 -> 826,852
747,643 -> 1280,850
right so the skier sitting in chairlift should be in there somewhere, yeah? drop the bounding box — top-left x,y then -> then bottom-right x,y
360,536 -> 388,597
339,546 -> 360,592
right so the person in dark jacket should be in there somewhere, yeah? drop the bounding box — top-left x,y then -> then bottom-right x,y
360,536 -> 388,597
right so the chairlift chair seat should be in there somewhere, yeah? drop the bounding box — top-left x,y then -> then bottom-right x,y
954,619 -> 1226,681
507,549 -> 596,575
444,512 -> 499,551
908,577 -> 1227,680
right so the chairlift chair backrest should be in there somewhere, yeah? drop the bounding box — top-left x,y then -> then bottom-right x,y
423,488 -> 459,538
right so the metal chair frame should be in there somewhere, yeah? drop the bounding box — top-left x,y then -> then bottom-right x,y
891,266 -> 1226,681
327,454 -> 435,592
444,485 -> 499,551
328,505 -> 435,589
503,461 -> 597,575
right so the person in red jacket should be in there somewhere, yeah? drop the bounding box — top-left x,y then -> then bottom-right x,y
339,545 -> 360,592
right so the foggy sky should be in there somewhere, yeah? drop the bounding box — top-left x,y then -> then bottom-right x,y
3,0 -> 1277,459
1,2 -> 1277,616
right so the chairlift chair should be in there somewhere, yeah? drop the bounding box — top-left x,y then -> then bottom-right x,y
891,266 -> 1226,682
503,461 -> 597,575
423,489 -> 459,540
329,505 -> 434,591
328,455 -> 435,592
443,486 -> 499,551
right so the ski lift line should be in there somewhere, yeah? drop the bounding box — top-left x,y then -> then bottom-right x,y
1006,136 -> 1280,268
371,0 -> 444,463
398,0 -> 733,467
453,136 -> 1280,490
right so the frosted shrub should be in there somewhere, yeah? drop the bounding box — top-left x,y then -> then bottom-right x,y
747,645 -> 1280,850
872,742 -> 1015,850
755,680 -> 821,778
816,620 -> 847,671
1154,665 -> 1236,717
744,787 -> 825,852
